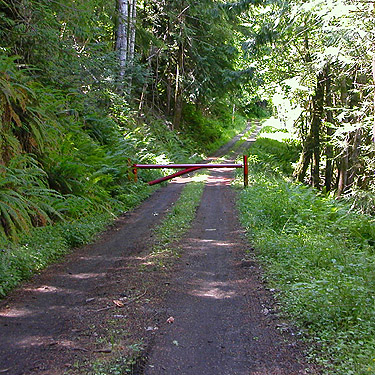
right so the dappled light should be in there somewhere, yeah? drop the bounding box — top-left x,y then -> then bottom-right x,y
67,272 -> 106,280
206,173 -> 234,186
0,308 -> 33,318
190,280 -> 237,300
23,285 -> 67,294
189,237 -> 236,248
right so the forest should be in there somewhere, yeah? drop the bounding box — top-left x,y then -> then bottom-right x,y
0,0 -> 375,374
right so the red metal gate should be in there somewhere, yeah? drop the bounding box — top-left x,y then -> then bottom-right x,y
133,155 -> 249,187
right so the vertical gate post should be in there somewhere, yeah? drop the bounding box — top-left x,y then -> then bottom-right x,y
243,155 -> 248,188
132,166 -> 138,182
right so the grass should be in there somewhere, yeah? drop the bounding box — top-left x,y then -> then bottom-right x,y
88,343 -> 145,375
236,136 -> 375,374
0,213 -> 109,297
142,174 -> 206,271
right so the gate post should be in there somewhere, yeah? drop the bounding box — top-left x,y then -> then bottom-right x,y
132,166 -> 138,182
243,155 -> 248,188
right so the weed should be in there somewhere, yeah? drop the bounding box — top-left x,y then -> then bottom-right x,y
89,343 -> 144,375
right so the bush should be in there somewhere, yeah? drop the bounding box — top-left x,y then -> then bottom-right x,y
246,136 -> 300,176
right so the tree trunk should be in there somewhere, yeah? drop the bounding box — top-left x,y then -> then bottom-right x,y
116,0 -> 129,92
294,134 -> 312,182
294,31 -> 317,184
310,71 -> 324,189
337,143 -> 349,197
172,3 -> 187,129
153,49 -> 160,110
129,0 -> 136,64
166,75 -> 172,116
347,129 -> 362,189
324,126 -> 334,192
173,41 -> 184,129
138,46 -> 153,113
294,102 -> 312,182
324,64 -> 334,192
127,0 -> 136,95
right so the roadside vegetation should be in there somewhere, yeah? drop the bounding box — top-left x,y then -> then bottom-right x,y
237,126 -> 375,375
144,175 -> 207,272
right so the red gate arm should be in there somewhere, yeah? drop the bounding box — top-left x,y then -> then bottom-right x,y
148,166 -> 202,186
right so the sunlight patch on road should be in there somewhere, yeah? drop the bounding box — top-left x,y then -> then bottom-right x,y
68,272 -> 106,280
191,173 -> 209,182
189,238 -> 235,248
190,280 -> 237,300
24,285 -> 61,294
206,174 -> 233,186
0,307 -> 33,318
172,173 -> 209,184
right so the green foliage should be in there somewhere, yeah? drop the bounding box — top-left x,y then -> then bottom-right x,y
238,137 -> 375,374
0,55 -> 49,162
246,136 -> 300,176
181,102 -> 247,152
0,155 -> 62,240
0,0 -> 250,299
138,0 -> 243,110
240,0 -> 375,194
89,352 -> 144,375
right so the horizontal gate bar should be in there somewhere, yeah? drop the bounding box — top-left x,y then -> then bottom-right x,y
134,163 -> 243,169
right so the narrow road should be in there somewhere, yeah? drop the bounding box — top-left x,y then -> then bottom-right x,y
0,120 -> 316,375
144,142 -> 310,374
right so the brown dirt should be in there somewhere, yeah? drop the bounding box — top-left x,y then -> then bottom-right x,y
0,121 -> 320,375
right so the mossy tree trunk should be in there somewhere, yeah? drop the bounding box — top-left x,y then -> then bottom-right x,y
324,64 -> 334,192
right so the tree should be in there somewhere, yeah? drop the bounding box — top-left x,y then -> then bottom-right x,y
117,0 -> 129,88
240,0 -> 375,195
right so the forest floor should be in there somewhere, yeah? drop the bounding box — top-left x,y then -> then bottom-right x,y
0,121 -> 319,375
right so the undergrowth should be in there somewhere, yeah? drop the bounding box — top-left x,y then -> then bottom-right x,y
182,102 -> 247,153
237,135 -> 375,375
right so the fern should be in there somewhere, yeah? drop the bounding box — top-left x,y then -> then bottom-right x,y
0,155 -> 63,240
0,55 -> 47,162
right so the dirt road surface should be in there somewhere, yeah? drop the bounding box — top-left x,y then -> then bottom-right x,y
0,121 -> 318,375
144,166 -> 311,375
